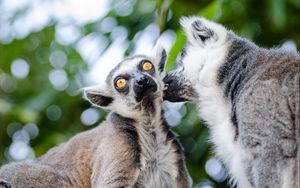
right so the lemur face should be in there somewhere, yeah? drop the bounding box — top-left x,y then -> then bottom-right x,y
164,16 -> 230,102
84,46 -> 167,118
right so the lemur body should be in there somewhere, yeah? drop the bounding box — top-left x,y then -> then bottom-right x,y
164,17 -> 300,188
0,47 -> 189,188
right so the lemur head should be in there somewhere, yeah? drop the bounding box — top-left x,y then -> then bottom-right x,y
164,16 -> 231,102
84,46 -> 167,119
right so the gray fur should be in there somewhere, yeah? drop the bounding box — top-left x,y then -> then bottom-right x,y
234,48 -> 300,188
164,16 -> 300,188
0,47 -> 190,188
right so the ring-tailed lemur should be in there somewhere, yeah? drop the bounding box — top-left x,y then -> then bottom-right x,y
163,16 -> 300,188
0,46 -> 190,188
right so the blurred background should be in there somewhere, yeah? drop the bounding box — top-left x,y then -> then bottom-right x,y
0,0 -> 299,187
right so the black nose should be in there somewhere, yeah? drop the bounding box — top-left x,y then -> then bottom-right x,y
134,74 -> 157,102
136,76 -> 149,87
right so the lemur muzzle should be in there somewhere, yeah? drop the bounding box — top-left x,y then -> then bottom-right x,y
134,73 -> 157,102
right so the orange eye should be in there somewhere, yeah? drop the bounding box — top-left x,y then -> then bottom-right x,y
115,78 -> 127,89
142,61 -> 153,71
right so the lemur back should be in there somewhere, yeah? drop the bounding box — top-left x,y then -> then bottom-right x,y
0,47 -> 190,188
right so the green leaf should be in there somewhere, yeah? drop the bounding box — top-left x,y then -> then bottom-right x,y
166,0 -> 222,73
198,0 -> 222,21
166,31 -> 185,72
268,0 -> 286,30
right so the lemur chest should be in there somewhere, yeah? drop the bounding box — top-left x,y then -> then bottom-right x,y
135,129 -> 179,188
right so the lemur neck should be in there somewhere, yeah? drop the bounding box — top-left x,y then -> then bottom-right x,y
141,99 -> 164,128
109,100 -> 166,132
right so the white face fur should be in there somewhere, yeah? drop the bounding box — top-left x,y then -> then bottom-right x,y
84,46 -> 167,120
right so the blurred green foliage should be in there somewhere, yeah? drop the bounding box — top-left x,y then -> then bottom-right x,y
0,0 -> 299,187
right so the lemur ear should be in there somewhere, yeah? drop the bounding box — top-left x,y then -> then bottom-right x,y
192,20 -> 214,42
83,85 -> 113,108
180,16 -> 224,46
153,44 -> 167,73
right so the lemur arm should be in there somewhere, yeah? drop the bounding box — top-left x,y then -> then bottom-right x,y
172,138 -> 191,188
0,162 -> 64,188
91,131 -> 141,188
176,161 -> 191,188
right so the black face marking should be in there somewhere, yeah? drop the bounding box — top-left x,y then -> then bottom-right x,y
86,92 -> 113,107
114,74 -> 130,94
133,73 -> 157,102
138,60 -> 155,75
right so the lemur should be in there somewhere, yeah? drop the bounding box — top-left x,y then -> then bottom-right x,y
163,16 -> 300,188
0,46 -> 190,188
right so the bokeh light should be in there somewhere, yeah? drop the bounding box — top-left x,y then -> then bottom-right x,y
163,101 -> 186,126
8,141 -> 35,161
48,69 -> 69,91
0,73 -> 16,93
80,108 -> 100,126
46,105 -> 62,121
205,158 -> 227,182
12,129 -> 30,143
49,50 -> 68,69
6,122 -> 22,138
10,59 -> 30,79
23,123 -> 39,140
55,24 -> 82,45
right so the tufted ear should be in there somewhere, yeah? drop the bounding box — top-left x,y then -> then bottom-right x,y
153,44 -> 167,73
180,16 -> 226,47
83,84 -> 113,108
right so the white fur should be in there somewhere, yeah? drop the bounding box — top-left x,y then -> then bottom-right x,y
281,161 -> 297,188
180,17 -> 252,188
